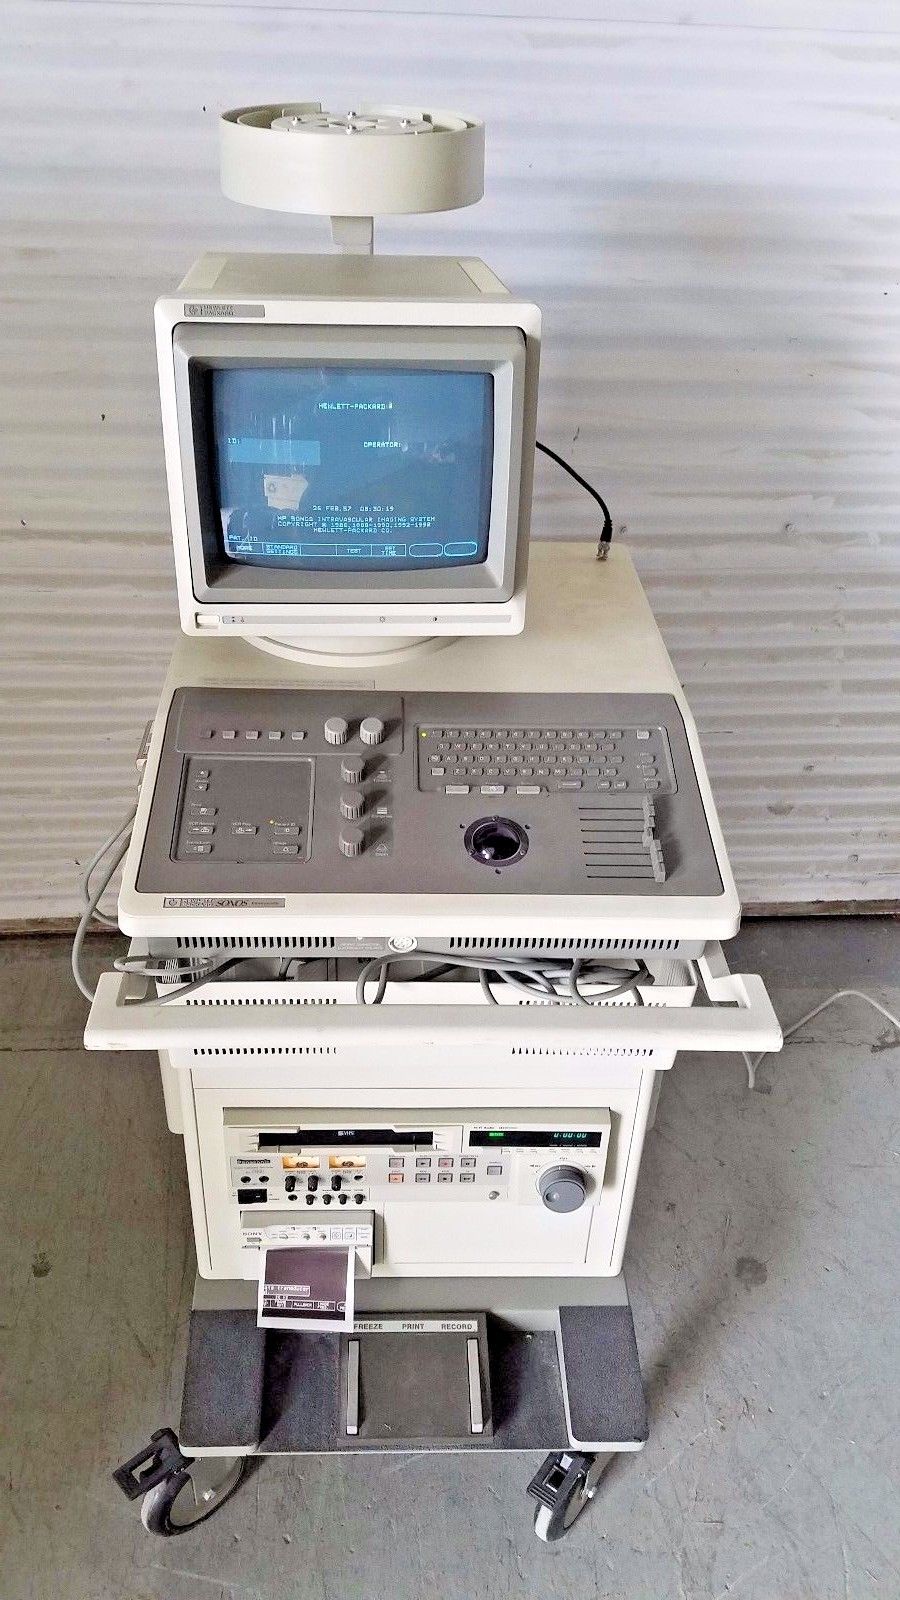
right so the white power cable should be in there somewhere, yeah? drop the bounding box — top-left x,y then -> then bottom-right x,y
355,949 -> 650,1006
71,832 -> 132,1001
80,806 -> 136,928
742,988 -> 900,1090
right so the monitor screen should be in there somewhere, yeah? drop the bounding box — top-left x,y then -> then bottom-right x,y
208,366 -> 494,573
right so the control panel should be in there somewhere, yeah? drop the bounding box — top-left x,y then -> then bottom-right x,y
224,1114 -> 612,1213
137,688 -> 721,899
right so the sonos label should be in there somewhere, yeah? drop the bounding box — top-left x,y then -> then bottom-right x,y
183,302 -> 265,318
162,896 -> 285,909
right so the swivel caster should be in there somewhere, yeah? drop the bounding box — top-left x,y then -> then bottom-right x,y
113,1427 -> 247,1537
141,1456 -> 246,1536
527,1450 -> 612,1542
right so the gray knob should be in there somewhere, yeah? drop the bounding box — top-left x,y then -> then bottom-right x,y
538,1165 -> 587,1213
324,716 -> 349,746
340,787 -> 365,821
341,754 -> 366,785
359,716 -> 385,747
339,826 -> 365,858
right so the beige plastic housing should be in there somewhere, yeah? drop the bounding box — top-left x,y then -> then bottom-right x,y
220,103 -> 485,229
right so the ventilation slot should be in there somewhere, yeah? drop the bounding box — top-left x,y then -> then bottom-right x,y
181,993 -> 337,1007
578,798 -> 666,883
190,1045 -> 338,1058
174,936 -> 335,953
447,934 -> 677,954
510,1045 -> 653,1058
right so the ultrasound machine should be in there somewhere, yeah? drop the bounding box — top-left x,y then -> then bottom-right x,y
79,103 -> 781,1540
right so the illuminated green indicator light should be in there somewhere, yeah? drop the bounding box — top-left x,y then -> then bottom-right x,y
488,1131 -> 503,1139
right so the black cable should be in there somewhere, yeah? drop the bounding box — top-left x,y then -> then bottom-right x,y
535,439 -> 613,554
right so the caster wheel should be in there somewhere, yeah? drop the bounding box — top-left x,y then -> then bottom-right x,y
533,1478 -> 592,1543
141,1457 -> 246,1536
529,1451 -> 610,1543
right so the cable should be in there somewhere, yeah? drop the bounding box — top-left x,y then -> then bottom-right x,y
535,439 -> 613,556
742,988 -> 900,1090
80,806 -> 136,928
569,957 -> 650,1006
355,949 -> 650,1006
71,832 -> 132,1001
112,952 -> 246,1006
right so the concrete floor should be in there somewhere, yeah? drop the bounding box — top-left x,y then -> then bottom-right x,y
0,920 -> 898,1600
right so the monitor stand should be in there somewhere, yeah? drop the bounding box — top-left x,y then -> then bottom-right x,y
249,633 -> 455,670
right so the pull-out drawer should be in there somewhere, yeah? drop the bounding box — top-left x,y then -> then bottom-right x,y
84,944 -> 781,1071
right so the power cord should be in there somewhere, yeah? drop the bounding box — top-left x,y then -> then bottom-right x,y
355,949 -> 651,1006
742,989 -> 900,1090
535,439 -> 613,557
71,827 -> 133,1001
79,806 -> 137,929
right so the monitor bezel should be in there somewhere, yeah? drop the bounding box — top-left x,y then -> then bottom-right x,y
172,324 -> 526,606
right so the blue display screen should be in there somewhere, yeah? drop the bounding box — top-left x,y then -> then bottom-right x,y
209,366 -> 494,571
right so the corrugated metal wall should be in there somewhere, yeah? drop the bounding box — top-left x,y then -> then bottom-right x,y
3,1 -> 899,919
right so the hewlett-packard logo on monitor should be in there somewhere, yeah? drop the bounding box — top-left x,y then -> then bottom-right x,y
184,302 -> 265,318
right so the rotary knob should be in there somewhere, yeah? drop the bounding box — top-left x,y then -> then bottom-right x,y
341,754 -> 366,785
339,826 -> 365,858
538,1165 -> 587,1213
359,716 -> 385,747
340,787 -> 365,821
324,716 -> 349,746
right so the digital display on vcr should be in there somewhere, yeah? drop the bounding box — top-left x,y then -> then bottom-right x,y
468,1130 -> 606,1148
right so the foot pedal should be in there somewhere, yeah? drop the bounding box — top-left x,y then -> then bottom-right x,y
339,1313 -> 492,1445
557,1303 -> 648,1448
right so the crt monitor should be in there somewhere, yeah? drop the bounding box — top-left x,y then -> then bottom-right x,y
160,304 -> 538,655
